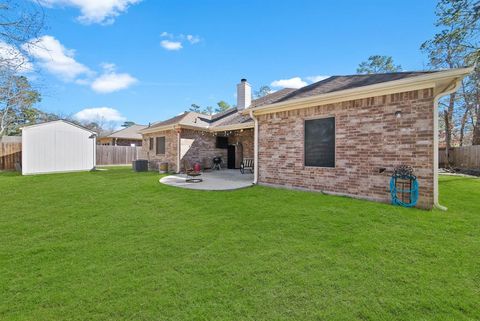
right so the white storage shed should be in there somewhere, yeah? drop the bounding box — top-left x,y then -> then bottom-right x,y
22,120 -> 96,175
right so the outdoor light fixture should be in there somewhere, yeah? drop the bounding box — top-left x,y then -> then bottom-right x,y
395,111 -> 402,118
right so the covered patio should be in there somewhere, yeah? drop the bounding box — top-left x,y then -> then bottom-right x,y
159,169 -> 253,190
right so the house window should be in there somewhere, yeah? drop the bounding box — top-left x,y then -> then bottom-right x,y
304,117 -> 335,167
149,138 -> 154,150
156,137 -> 165,155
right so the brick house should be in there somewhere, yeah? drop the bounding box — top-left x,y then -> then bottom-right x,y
141,67 -> 472,209
139,80 -> 294,172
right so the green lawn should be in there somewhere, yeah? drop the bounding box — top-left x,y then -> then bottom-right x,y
0,168 -> 479,321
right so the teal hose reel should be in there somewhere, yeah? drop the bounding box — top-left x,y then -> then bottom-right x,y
390,165 -> 419,207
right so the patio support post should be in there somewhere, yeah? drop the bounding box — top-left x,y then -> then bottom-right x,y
176,127 -> 181,173
249,110 -> 259,184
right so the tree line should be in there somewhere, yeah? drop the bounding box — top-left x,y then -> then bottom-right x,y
356,1 -> 479,150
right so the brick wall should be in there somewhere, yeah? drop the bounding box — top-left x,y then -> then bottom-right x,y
180,129 -> 228,170
142,129 -> 178,172
227,128 -> 254,160
257,89 -> 435,209
142,128 -> 254,172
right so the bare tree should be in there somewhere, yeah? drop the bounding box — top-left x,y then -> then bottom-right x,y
0,0 -> 45,136
0,69 -> 42,135
420,0 -> 479,165
0,0 -> 44,71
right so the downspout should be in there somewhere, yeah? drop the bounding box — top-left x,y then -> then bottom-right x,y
176,126 -> 181,174
249,110 -> 259,184
433,78 -> 462,211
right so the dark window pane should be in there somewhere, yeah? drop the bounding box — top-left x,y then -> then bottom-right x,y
216,136 -> 228,149
149,138 -> 154,150
304,117 -> 335,167
156,137 -> 165,155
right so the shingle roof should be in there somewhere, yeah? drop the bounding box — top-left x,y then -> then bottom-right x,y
209,88 -> 297,128
211,112 -> 253,127
148,112 -> 189,129
210,107 -> 237,121
145,111 -> 211,131
142,71 -> 442,132
143,88 -> 298,132
106,124 -> 146,139
250,88 -> 297,107
274,71 -> 438,103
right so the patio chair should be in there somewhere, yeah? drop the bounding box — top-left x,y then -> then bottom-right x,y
183,159 -> 202,183
240,158 -> 254,174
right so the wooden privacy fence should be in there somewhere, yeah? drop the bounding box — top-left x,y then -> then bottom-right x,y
0,137 -> 22,171
96,145 -> 145,165
439,145 -> 480,169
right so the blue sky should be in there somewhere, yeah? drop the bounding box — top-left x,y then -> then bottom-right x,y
27,0 -> 438,126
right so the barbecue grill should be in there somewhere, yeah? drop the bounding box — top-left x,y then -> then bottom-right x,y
213,156 -> 222,170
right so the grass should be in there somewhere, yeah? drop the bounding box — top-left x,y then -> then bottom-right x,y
0,168 -> 479,321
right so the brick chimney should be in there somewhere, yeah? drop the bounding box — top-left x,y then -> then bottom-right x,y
236,78 -> 252,110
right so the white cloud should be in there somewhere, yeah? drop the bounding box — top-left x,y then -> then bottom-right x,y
160,40 -> 183,51
24,35 -> 92,81
73,107 -> 126,123
186,34 -> 200,44
100,62 -> 116,72
271,77 -> 308,89
306,75 -> 330,83
90,63 -> 137,93
0,42 -> 33,72
91,73 -> 137,94
22,36 -> 136,94
39,0 -> 142,25
160,32 -> 201,50
160,31 -> 173,38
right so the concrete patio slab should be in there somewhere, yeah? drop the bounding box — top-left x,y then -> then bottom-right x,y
159,169 -> 254,190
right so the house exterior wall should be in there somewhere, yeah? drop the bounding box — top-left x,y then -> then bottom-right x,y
256,88 -> 435,209
180,129 -> 227,170
141,128 -> 254,172
142,129 -> 178,172
227,128 -> 254,160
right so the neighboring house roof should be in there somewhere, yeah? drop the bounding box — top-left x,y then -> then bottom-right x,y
102,124 -> 146,140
